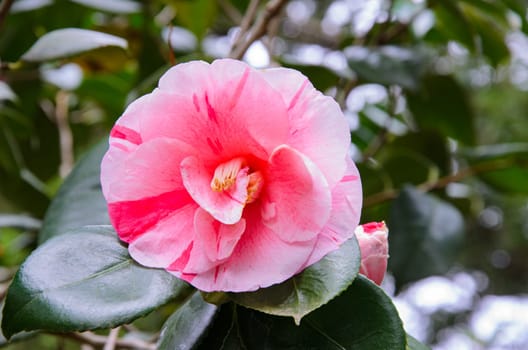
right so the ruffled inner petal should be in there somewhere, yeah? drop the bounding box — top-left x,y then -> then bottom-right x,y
170,206 -> 317,292
180,156 -> 248,224
262,145 -> 332,243
175,208 -> 247,275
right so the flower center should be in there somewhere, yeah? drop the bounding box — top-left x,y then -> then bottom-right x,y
211,157 -> 264,204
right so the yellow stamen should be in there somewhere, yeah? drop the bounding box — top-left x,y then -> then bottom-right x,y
246,171 -> 264,204
211,158 -> 245,192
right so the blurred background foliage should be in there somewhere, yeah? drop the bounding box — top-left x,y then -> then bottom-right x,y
1,0 -> 528,349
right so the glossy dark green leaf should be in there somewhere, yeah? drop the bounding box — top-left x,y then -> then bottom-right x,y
20,28 -> 127,63
345,45 -> 429,90
172,0 -> 217,40
407,74 -> 475,145
389,186 -> 465,287
227,236 -> 360,324
198,276 -> 406,350
39,139 -> 110,243
0,300 -> 35,347
407,334 -> 431,350
158,292 -> 219,350
2,226 -> 190,339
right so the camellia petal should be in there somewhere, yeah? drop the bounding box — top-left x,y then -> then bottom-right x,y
128,204 -> 197,268
180,156 -> 248,225
101,59 -> 363,292
262,145 -> 332,243
102,138 -> 194,203
262,68 -> 350,187
170,206 -> 317,292
305,158 -> 363,266
139,60 -> 290,163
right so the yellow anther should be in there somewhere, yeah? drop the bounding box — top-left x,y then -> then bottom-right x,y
211,158 -> 245,192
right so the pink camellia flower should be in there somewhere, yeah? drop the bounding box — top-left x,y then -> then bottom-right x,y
100,59 -> 362,292
355,222 -> 389,285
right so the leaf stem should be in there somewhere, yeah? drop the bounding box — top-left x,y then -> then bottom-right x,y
229,0 -> 289,60
0,0 -> 14,32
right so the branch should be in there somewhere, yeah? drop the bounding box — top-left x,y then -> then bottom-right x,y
218,0 -> 243,24
363,158 -> 516,207
230,0 -> 261,57
63,331 -> 156,350
0,0 -> 14,32
103,327 -> 120,350
229,0 -> 289,60
55,90 -> 74,178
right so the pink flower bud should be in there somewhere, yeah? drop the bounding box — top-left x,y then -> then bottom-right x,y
355,222 -> 389,285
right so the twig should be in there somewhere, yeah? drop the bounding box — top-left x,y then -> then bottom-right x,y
103,327 -> 120,350
63,331 -> 156,350
0,0 -> 14,32
167,24 -> 176,66
218,0 -> 243,23
363,158 -> 516,207
55,90 -> 74,178
230,0 -> 261,54
229,0 -> 289,60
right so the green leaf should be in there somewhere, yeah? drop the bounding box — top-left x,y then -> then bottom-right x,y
2,226 -> 191,339
390,131 -> 451,175
20,28 -> 127,63
407,333 -> 431,350
39,139 -> 110,244
0,300 -> 35,347
198,276 -> 406,349
158,292 -> 219,350
172,0 -> 217,41
226,236 -> 361,324
380,149 -> 439,188
345,45 -> 430,90
407,74 -> 475,145
462,4 -> 510,67
357,163 -> 393,197
433,1 -> 476,51
388,186 -> 465,287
